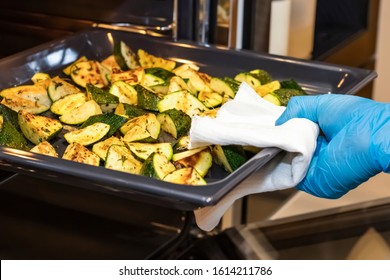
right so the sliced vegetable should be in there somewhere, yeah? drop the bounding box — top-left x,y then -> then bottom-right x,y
157,90 -> 208,117
140,152 -> 176,179
157,108 -> 191,139
212,145 -> 247,173
255,80 -> 281,97
31,72 -> 51,89
120,113 -> 161,143
50,93 -> 87,115
197,91 -> 223,108
30,141 -> 58,157
62,56 -> 88,76
135,84 -> 161,111
172,147 -> 213,177
209,77 -> 239,101
80,113 -> 127,138
110,67 -> 144,85
59,99 -> 102,125
163,167 -> 206,185
109,80 -> 138,105
249,69 -> 273,85
92,136 -> 124,161
262,93 -> 281,106
137,49 -> 176,71
62,142 -> 100,166
0,84 -> 51,114
273,88 -> 306,106
86,83 -> 119,113
101,55 -> 121,72
48,76 -> 80,102
126,142 -> 173,161
113,41 -> 139,70
18,110 -> 63,145
105,144 -> 142,174
70,60 -> 107,88
176,68 -> 212,92
144,67 -> 175,83
234,72 -> 261,89
64,122 -> 110,146
114,103 -> 148,119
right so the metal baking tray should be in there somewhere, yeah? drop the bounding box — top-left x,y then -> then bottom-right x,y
0,28 -> 376,211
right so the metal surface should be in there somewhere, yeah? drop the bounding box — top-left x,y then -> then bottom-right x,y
0,28 -> 377,211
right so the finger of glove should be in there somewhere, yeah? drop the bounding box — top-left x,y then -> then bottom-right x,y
275,95 -> 321,126
276,94 -> 378,140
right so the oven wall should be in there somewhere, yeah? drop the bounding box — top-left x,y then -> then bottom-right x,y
0,0 -> 174,58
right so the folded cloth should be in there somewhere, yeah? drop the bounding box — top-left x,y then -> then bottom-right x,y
189,82 -> 319,231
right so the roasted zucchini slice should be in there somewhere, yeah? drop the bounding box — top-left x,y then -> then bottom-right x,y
157,108 -> 191,139
172,63 -> 200,76
30,141 -> 58,157
136,84 -> 162,111
80,113 -> 127,138
18,110 -> 63,145
110,67 -> 144,85
62,142 -> 100,166
142,67 -> 175,88
137,49 -> 176,71
140,152 -> 176,179
157,90 -> 208,117
70,60 -> 107,88
86,83 -> 119,113
50,93 -> 87,116
0,84 -> 51,114
114,41 -> 139,70
105,144 -> 142,174
31,72 -> 51,89
62,56 -> 88,76
249,69 -> 273,85
120,113 -> 161,143
262,93 -> 281,106
109,80 -> 138,105
167,76 -> 193,94
234,72 -> 262,89
209,77 -> 239,101
64,122 -> 110,146
101,55 -> 121,72
254,80 -> 281,97
172,147 -> 213,177
92,136 -> 124,161
176,68 -> 212,92
126,142 -> 173,161
114,103 -> 148,119
48,76 -> 81,102
173,135 -> 190,153
0,104 -> 28,150
197,91 -> 223,108
59,100 -> 102,125
212,145 -> 247,173
163,167 -> 206,186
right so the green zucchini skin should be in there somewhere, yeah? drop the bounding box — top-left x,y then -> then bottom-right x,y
113,41 -> 139,70
18,110 -> 63,145
157,108 -> 192,139
135,84 -> 161,111
140,152 -> 176,179
212,145 -> 247,173
80,113 -> 127,138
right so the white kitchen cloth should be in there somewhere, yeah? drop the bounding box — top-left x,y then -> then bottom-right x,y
189,82 -> 319,231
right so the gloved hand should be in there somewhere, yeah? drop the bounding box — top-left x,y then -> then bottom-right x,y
275,94 -> 389,199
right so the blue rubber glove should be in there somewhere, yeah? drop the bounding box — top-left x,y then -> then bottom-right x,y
275,94 -> 390,199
